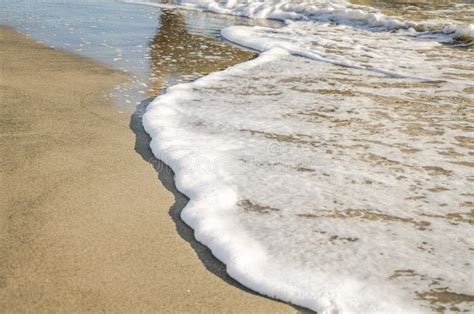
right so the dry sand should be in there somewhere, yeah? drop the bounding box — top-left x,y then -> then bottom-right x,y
0,26 -> 294,313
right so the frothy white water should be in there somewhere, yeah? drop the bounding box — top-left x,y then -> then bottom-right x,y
444,23 -> 474,41
222,22 -> 440,80
135,0 -> 473,312
126,0 -> 474,42
144,52 -> 473,312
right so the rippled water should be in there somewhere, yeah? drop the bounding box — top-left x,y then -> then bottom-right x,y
146,10 -> 267,94
0,0 -> 275,106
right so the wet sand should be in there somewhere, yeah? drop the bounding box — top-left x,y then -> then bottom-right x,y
0,26 -> 293,313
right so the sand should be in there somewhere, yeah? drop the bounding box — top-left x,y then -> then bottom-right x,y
0,26 -> 294,313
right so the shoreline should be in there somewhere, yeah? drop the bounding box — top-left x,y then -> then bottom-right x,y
0,26 -> 293,312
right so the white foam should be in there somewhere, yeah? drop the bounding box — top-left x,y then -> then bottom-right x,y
125,0 -> 473,42
144,50 -> 411,312
222,23 -> 438,80
137,0 -> 473,312
444,23 -> 474,41
127,0 -> 410,28
144,48 -> 473,312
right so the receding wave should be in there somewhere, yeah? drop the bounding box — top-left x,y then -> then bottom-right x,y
132,0 -> 474,312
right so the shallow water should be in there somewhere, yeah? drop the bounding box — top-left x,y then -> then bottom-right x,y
0,0 -> 277,107
146,10 -> 257,94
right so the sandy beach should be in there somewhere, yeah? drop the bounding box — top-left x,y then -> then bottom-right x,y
0,26 -> 294,313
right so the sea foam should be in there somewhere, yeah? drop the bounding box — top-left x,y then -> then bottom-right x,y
135,0 -> 473,312
125,0 -> 473,41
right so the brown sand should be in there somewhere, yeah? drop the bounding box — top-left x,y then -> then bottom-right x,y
0,26 -> 294,313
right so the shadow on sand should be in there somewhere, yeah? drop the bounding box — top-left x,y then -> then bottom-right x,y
129,98 -> 257,292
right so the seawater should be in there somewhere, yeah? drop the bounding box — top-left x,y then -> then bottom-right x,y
0,0 -> 276,107
136,0 -> 474,312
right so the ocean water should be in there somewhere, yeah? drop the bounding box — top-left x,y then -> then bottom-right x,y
135,0 -> 474,312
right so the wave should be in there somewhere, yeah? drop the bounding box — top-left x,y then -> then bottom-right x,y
142,49 -> 422,313
133,0 -> 474,312
124,0 -> 473,42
